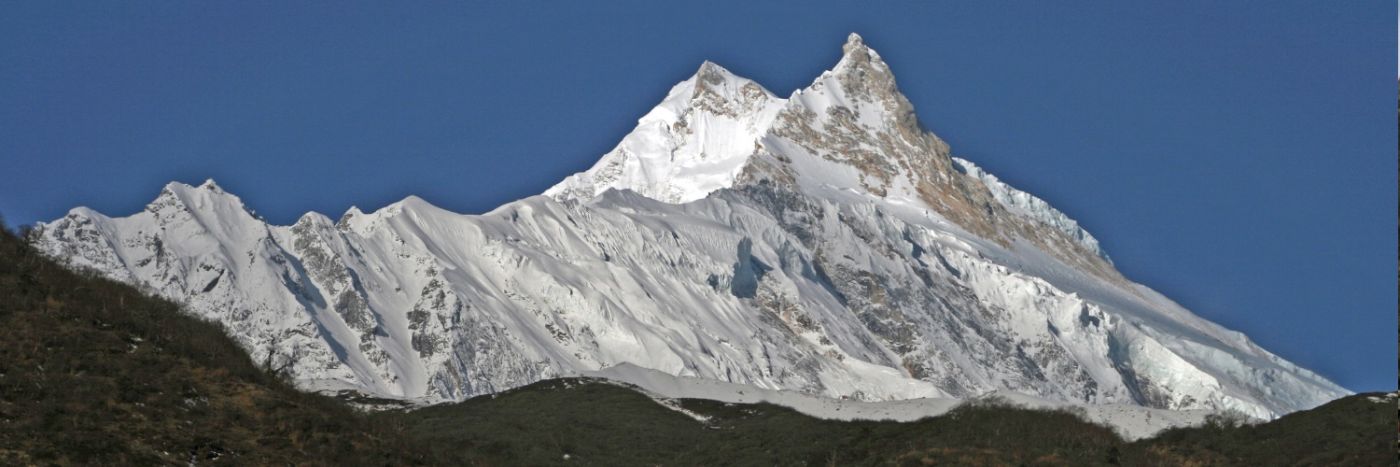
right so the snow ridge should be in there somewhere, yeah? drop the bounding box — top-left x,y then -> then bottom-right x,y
952,157 -> 1110,262
545,61 -> 784,203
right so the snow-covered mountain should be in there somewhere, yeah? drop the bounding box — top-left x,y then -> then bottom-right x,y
32,33 -> 1345,420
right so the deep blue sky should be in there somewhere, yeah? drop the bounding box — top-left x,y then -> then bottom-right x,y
1,2 -> 1394,392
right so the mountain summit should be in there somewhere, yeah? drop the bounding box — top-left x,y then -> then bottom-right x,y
545,60 -> 783,204
550,34 -> 1109,271
33,34 -> 1345,422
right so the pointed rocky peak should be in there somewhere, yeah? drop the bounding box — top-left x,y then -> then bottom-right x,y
843,32 -> 864,50
39,206 -> 111,241
336,206 -> 366,233
669,60 -> 779,121
294,211 -> 335,229
147,179 -> 255,221
760,33 -> 937,184
745,34 -> 1041,254
835,32 -> 891,75
160,179 -> 231,199
817,32 -> 903,106
839,32 -> 876,65
338,206 -> 364,226
149,181 -> 198,211
694,60 -> 731,85
689,61 -> 762,94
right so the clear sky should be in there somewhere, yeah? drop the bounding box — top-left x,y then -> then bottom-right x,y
1,2 -> 1394,392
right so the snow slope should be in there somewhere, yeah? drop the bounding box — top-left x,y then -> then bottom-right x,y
588,363 -> 1210,440
33,33 -> 1346,425
546,61 -> 783,203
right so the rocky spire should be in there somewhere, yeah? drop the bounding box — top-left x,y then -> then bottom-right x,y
838,32 -> 878,67
843,32 -> 865,52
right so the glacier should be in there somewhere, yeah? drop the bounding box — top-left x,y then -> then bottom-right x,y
31,33 -> 1346,422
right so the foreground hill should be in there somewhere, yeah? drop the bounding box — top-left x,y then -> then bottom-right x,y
391,379 -> 1395,466
1,219 -> 1391,465
0,219 -> 420,465
1125,392 -> 1395,465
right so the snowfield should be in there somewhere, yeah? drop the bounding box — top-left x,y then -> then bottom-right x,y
32,33 -> 1346,436
588,363 -> 1212,440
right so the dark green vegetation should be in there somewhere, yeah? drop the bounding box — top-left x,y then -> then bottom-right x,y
0,219 -> 424,465
1126,393 -> 1395,466
0,217 -> 1391,465
395,380 -> 1128,465
393,380 -> 1396,466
